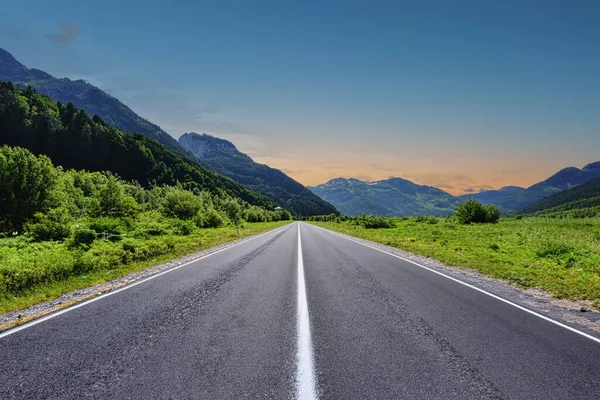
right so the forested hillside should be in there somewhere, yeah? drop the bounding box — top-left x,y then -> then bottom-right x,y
460,163 -> 600,212
0,83 -> 274,209
179,133 -> 339,216
0,47 -> 190,157
519,177 -> 600,218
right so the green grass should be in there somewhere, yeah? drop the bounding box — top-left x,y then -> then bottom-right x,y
0,221 -> 291,314
309,217 -> 600,302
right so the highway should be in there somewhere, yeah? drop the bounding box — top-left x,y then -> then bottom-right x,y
1,222 -> 599,399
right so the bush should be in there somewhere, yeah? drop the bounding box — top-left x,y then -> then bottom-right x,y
483,204 -> 501,223
69,226 -> 97,248
245,208 -> 266,222
194,209 -> 224,228
88,217 -> 122,238
25,207 -> 72,242
161,189 -> 202,220
0,244 -> 76,294
454,199 -> 500,224
95,176 -> 139,217
414,216 -> 439,224
76,241 -> 126,273
171,219 -> 196,236
133,212 -> 170,237
361,216 -> 395,229
0,146 -> 58,232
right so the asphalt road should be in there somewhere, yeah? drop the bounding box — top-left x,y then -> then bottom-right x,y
1,222 -> 599,399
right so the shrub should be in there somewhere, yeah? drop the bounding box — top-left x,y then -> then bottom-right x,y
25,207 -> 72,242
361,216 -> 395,229
195,209 -> 224,228
69,226 -> 97,248
414,216 -> 439,224
245,208 -> 266,222
0,244 -> 76,294
483,204 -> 501,223
454,199 -> 500,224
161,189 -> 202,220
277,210 -> 293,221
0,146 -> 58,232
76,241 -> 126,273
95,176 -> 139,217
171,219 -> 196,236
88,217 -> 122,238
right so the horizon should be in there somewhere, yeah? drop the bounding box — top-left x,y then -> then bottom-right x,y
180,131 -> 599,194
2,1 -> 599,195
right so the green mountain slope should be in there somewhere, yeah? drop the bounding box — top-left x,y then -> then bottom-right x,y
519,177 -> 600,217
0,47 -> 190,157
0,82 -> 274,208
458,163 -> 600,212
178,133 -> 338,216
309,177 -> 460,217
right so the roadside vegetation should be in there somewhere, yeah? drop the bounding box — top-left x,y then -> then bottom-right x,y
0,146 -> 292,314
305,203 -> 600,307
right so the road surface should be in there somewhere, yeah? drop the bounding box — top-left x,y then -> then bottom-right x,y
1,222 -> 599,399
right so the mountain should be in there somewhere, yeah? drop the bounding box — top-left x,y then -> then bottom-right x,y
0,47 -> 190,157
308,177 -> 460,217
178,133 -> 338,216
459,163 -> 600,212
0,82 -> 274,208
456,186 -> 526,212
518,177 -> 600,217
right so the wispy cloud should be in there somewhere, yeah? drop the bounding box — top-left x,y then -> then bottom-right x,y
46,22 -> 80,44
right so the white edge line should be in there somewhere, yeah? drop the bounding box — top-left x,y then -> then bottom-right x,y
0,223 -> 295,339
306,222 -> 600,345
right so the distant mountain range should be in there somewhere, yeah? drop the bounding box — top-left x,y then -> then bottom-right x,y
310,162 -> 600,217
309,177 -> 460,217
518,177 -> 600,218
178,133 -> 338,216
0,47 -> 190,157
457,162 -> 600,212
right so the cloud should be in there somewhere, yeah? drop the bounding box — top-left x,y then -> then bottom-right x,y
46,22 -> 80,44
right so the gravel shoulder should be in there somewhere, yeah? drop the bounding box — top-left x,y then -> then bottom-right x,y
317,225 -> 600,339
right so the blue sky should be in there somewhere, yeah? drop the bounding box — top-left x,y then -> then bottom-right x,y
2,0 -> 599,193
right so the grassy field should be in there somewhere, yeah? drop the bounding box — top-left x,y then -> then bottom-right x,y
0,221 -> 291,314
309,217 -> 600,306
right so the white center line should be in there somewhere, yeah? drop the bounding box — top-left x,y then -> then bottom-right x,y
296,223 -> 318,399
